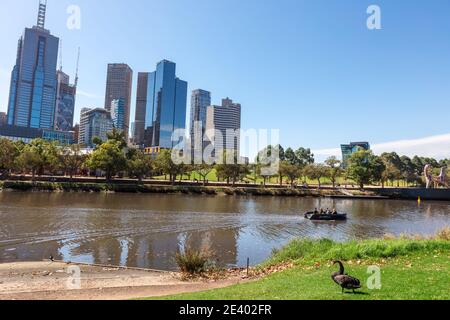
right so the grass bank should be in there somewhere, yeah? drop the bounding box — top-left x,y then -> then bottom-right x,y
150,232 -> 450,300
0,180 -> 355,197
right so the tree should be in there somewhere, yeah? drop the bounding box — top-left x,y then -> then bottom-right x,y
303,164 -> 328,189
256,145 -> 280,186
346,150 -> 385,189
215,151 -> 249,186
370,156 -> 386,188
380,152 -> 403,187
284,148 -> 297,165
325,156 -> 343,188
194,163 -> 213,185
0,139 -> 20,178
60,144 -> 86,180
87,140 -> 127,181
17,139 -> 59,180
400,156 -> 419,186
128,149 -> 153,182
154,149 -> 182,183
106,128 -> 128,149
295,147 -> 315,166
279,161 -> 301,186
270,145 -> 285,185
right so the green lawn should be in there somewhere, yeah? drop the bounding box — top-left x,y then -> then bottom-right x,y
149,238 -> 450,300
155,169 -> 417,188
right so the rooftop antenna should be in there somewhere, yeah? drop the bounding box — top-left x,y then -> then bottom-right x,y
36,0 -> 47,29
74,47 -> 80,87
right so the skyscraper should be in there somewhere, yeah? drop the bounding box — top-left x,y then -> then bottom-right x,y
190,89 -> 211,158
79,107 -> 113,148
133,72 -> 149,146
206,98 -> 242,157
54,70 -> 76,131
104,63 -> 133,139
138,60 -> 187,149
7,1 -> 59,130
110,98 -> 125,131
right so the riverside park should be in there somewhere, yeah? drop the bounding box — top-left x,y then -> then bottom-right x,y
1,0 -> 450,304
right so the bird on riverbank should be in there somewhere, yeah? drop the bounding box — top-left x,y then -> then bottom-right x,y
49,255 -> 54,262
331,261 -> 361,294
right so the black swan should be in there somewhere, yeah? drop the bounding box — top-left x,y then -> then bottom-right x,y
331,261 -> 361,293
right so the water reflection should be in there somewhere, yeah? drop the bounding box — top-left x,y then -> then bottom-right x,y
0,192 -> 448,270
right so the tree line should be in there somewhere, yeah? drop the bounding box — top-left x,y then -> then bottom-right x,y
0,136 -> 448,188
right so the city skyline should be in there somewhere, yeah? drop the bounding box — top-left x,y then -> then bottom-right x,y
1,0 -> 450,160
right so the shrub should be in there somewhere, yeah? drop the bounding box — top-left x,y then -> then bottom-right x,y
436,226 -> 450,240
175,249 -> 213,275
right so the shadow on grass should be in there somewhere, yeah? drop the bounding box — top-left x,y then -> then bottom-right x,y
343,291 -> 370,296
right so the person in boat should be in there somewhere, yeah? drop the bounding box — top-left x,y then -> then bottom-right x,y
332,208 -> 338,215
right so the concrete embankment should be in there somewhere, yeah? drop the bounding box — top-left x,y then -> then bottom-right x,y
372,188 -> 450,201
0,180 -> 374,198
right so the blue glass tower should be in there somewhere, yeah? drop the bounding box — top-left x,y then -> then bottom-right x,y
7,1 -> 59,130
111,98 -> 126,132
143,60 -> 187,149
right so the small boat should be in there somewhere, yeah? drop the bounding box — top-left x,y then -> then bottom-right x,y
304,212 -> 347,221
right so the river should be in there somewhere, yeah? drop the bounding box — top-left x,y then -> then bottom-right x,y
0,192 -> 448,270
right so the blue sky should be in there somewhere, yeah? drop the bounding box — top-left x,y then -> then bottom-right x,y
1,0 -> 450,159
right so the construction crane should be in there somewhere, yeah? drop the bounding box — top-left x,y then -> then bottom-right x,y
75,47 -> 80,87
58,39 -> 63,71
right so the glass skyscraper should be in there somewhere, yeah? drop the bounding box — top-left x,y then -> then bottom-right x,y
190,89 -> 211,138
137,60 -> 187,149
133,72 -> 149,146
190,89 -> 211,158
7,2 -> 59,130
54,70 -> 76,131
111,98 -> 125,132
104,63 -> 133,139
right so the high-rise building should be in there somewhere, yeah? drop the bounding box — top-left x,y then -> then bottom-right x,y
205,98 -> 241,157
139,60 -> 187,149
0,124 -> 74,145
79,107 -> 113,148
133,72 -> 149,146
190,89 -> 211,158
110,98 -> 125,131
54,70 -> 76,131
72,123 -> 79,144
0,112 -> 6,126
7,1 -> 59,130
104,63 -> 133,139
341,142 -> 371,168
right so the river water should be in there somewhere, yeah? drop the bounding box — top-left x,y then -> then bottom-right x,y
0,192 -> 448,270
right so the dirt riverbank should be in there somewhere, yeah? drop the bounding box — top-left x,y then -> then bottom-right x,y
0,261 -> 248,300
